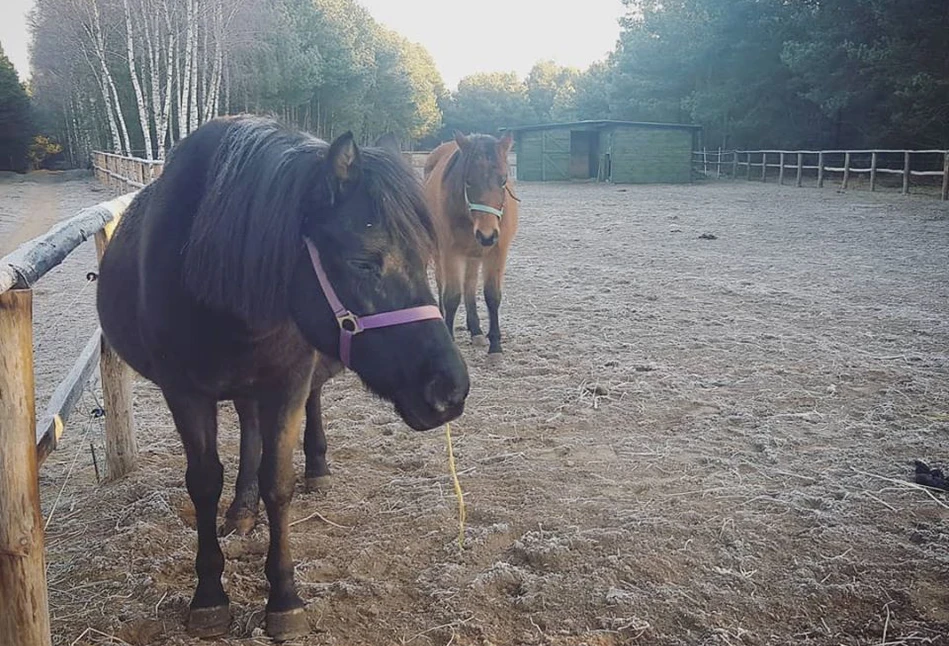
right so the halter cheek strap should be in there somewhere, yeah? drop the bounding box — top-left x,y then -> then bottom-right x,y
305,239 -> 443,369
464,185 -> 504,220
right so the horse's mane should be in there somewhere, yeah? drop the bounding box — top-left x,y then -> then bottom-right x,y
181,116 -> 434,325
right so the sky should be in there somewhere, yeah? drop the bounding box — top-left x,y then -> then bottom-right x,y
0,0 -> 626,88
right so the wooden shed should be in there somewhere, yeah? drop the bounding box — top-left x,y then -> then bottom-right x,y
500,120 -> 701,184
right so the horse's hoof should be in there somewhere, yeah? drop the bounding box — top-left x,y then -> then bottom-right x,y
266,607 -> 309,642
220,512 -> 257,536
471,334 -> 488,347
187,604 -> 231,638
305,474 -> 332,493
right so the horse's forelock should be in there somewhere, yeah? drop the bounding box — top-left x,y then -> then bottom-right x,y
362,148 -> 439,263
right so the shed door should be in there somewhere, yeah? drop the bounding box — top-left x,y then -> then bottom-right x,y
541,130 -> 570,181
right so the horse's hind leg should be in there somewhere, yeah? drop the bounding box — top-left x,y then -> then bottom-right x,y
464,257 -> 486,345
483,247 -> 508,354
164,390 -> 231,637
259,379 -> 311,641
221,398 -> 261,536
303,373 -> 332,492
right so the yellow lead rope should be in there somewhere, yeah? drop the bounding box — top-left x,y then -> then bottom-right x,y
445,422 -> 466,549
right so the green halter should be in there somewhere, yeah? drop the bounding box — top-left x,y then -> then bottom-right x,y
464,184 -> 504,220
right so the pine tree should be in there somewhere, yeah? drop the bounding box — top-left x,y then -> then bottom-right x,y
0,42 -> 33,172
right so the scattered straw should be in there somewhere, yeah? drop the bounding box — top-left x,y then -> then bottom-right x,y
445,422 -> 466,550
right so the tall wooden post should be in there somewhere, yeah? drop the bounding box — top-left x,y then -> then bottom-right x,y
941,152 -> 949,201
817,152 -> 825,188
716,147 -> 722,177
0,289 -> 52,646
902,151 -> 911,194
761,152 -> 767,181
870,152 -> 878,192
746,153 -> 752,180
778,152 -> 785,185
95,220 -> 137,479
732,151 -> 739,179
842,152 -> 851,189
796,152 -> 803,187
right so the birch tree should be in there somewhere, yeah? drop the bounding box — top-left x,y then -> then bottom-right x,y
123,0 -> 154,158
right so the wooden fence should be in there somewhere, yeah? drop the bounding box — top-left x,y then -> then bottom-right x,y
0,189 -> 137,645
692,149 -> 949,200
92,151 -> 163,191
92,149 -> 517,192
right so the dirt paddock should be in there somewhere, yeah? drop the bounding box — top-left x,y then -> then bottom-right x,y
12,175 -> 949,645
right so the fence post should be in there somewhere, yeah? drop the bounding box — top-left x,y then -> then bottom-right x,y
761,152 -> 767,182
95,220 -> 138,479
703,148 -> 708,175
870,152 -> 878,192
796,152 -> 803,187
716,147 -> 722,177
732,152 -> 738,179
902,151 -> 911,195
778,152 -> 785,185
842,152 -> 851,189
942,152 -> 949,201
817,152 -> 825,188
746,153 -> 752,180
0,289 -> 52,646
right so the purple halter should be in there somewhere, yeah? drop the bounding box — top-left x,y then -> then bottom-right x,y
305,239 -> 443,368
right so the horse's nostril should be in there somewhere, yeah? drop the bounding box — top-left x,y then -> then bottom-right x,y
476,231 -> 498,247
423,371 -> 467,414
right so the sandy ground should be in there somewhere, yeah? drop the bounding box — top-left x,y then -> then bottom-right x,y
7,174 -> 949,645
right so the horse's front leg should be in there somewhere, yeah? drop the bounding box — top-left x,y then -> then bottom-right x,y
221,397 -> 261,536
259,378 -> 311,641
483,248 -> 508,354
303,375 -> 331,492
163,389 -> 230,638
440,254 -> 462,339
464,257 -> 486,345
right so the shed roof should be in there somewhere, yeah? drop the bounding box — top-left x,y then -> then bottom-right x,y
500,119 -> 702,133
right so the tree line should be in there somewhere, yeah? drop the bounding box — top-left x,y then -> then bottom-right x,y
1,0 -> 947,172
442,0 -> 949,151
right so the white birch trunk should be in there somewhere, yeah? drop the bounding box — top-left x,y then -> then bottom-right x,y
123,0 -> 154,159
88,0 -> 131,154
178,0 -> 194,139
81,43 -> 121,153
187,0 -> 199,134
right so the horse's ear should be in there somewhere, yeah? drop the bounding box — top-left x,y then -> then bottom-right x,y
327,131 -> 361,187
498,131 -> 513,153
454,130 -> 469,149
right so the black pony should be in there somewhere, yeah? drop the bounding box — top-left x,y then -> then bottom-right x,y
96,115 -> 469,641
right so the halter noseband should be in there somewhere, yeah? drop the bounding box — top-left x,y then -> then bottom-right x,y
305,239 -> 443,369
464,184 -> 504,220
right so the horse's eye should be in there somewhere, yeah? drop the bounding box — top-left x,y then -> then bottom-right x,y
499,175 -> 507,186
348,259 -> 381,277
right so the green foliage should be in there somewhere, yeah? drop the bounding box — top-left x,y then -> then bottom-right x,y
441,72 -> 533,136
0,43 -> 33,172
599,0 -> 949,148
28,134 -> 63,169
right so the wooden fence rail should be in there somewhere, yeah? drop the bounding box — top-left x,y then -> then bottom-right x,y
0,191 -> 136,646
692,148 -> 949,200
92,150 -> 518,191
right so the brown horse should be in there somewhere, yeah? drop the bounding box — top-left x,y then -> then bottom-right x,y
424,131 -> 519,353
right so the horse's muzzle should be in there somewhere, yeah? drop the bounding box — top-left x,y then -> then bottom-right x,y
476,230 -> 498,247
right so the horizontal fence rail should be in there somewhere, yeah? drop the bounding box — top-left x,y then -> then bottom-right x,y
0,188 -> 137,645
692,148 -> 949,200
92,150 -> 518,192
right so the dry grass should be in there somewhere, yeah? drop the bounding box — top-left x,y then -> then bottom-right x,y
11,176 -> 949,645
